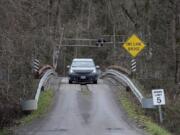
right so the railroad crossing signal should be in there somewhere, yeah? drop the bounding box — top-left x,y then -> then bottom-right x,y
96,38 -> 106,47
123,34 -> 145,58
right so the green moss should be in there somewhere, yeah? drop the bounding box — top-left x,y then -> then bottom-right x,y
0,129 -> 9,135
118,91 -> 171,135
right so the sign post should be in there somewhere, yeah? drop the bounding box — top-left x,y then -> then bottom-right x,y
152,89 -> 166,123
158,105 -> 163,123
33,59 -> 40,72
122,34 -> 145,75
131,59 -> 136,72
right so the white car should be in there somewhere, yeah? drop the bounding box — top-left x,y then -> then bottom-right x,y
67,58 -> 99,84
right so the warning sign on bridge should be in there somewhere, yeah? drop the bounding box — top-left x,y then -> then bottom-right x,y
123,34 -> 145,58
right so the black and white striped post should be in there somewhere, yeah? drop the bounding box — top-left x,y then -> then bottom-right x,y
33,59 -> 40,73
131,59 -> 136,72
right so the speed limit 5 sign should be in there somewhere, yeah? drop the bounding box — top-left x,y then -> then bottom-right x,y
152,89 -> 165,105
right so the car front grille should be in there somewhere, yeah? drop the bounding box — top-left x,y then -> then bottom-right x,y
74,70 -> 93,74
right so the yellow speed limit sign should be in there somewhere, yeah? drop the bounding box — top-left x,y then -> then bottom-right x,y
123,34 -> 145,58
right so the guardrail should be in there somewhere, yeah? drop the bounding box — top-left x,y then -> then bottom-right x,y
101,69 -> 155,109
21,69 -> 57,111
108,65 -> 131,76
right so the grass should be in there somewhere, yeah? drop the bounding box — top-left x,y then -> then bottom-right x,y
0,89 -> 54,135
0,129 -> 9,135
118,90 -> 171,135
20,89 -> 54,125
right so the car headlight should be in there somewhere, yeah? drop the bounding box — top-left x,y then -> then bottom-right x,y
70,69 -> 74,73
92,69 -> 96,73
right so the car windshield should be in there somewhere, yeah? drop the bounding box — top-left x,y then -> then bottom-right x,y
72,61 -> 95,67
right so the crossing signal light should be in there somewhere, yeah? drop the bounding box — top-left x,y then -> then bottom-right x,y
96,38 -> 106,47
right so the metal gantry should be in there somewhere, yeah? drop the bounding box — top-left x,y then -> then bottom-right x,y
57,35 -> 127,48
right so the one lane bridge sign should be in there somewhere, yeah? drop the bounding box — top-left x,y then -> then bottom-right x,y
152,89 -> 166,106
123,34 -> 145,58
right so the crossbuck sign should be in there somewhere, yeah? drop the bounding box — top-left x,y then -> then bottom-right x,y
152,89 -> 166,106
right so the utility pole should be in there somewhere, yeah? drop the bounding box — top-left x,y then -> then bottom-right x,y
87,0 -> 92,30
63,51 -> 66,76
75,24 -> 79,58
113,25 -> 116,64
53,27 -> 64,70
